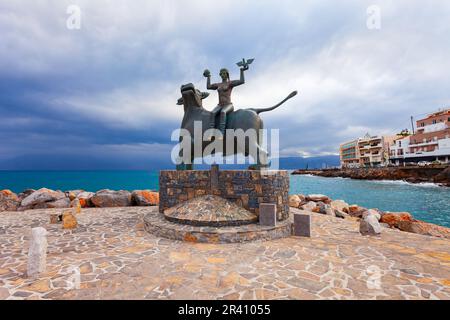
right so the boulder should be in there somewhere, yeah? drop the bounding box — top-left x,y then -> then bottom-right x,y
0,190 -> 20,212
306,194 -> 331,203
18,189 -> 36,201
300,201 -> 317,212
348,205 -> 367,218
131,190 -> 159,206
397,220 -> 450,239
335,210 -> 347,219
380,212 -> 413,228
325,207 -> 336,216
363,209 -> 382,221
330,200 -> 349,212
77,192 -> 95,208
288,195 -> 301,208
360,214 -> 382,236
91,190 -> 132,207
316,202 -> 328,214
67,190 -> 84,201
45,198 -> 71,209
20,188 -> 66,208
297,194 -> 306,202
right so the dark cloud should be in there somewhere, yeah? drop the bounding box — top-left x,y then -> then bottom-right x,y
1,1 -> 449,169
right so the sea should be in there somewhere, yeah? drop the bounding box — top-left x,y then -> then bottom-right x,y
1,170 -> 449,228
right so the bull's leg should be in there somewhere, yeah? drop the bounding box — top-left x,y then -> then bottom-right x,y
256,144 -> 270,168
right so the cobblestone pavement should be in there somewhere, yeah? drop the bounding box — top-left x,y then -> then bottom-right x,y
0,207 -> 449,300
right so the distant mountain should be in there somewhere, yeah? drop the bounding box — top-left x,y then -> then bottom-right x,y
0,154 -> 340,171
279,156 -> 340,170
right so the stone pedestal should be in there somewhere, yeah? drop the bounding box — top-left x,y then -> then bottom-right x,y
159,169 -> 290,221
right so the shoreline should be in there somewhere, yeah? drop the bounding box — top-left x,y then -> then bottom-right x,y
1,187 -> 449,239
292,166 -> 450,187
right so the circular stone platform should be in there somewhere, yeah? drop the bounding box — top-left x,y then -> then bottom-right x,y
144,211 -> 292,244
163,195 -> 258,227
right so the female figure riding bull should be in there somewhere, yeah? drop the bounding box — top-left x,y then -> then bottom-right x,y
203,62 -> 250,137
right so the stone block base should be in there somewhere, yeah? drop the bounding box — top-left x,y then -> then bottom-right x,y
159,169 -> 289,221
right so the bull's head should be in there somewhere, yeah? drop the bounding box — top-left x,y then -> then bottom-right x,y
177,83 -> 209,108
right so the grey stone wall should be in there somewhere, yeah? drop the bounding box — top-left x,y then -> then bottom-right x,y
159,170 -> 290,221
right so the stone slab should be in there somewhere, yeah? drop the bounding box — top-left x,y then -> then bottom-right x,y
293,213 -> 311,237
259,203 -> 277,226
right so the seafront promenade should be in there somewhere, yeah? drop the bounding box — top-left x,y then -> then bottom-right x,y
1,207 -> 449,300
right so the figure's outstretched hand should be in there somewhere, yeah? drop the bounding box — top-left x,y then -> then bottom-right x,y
203,69 -> 211,78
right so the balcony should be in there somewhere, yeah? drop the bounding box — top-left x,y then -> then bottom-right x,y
408,140 -> 439,147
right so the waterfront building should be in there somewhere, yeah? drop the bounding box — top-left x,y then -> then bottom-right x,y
340,134 -> 396,168
339,140 -> 359,168
390,108 -> 450,164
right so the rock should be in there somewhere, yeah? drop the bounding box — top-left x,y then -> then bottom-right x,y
380,212 -> 413,228
300,201 -> 317,212
312,206 -> 321,213
91,190 -> 132,207
131,190 -> 159,206
433,166 -> 450,186
18,189 -> 35,200
67,190 -> 84,201
360,214 -> 382,236
325,207 -> 336,216
330,200 -> 349,212
21,188 -> 66,208
297,194 -> 306,202
288,195 -> 301,208
71,198 -> 82,213
335,210 -> 347,219
348,205 -> 367,218
397,220 -> 450,239
0,190 -> 20,212
27,227 -> 48,277
46,198 -> 71,209
50,214 -> 61,224
306,194 -> 331,203
316,202 -> 328,214
363,209 -> 381,221
77,192 -> 94,208
62,212 -> 78,229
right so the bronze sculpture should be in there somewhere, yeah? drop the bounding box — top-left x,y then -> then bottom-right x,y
175,79 -> 297,170
203,59 -> 254,136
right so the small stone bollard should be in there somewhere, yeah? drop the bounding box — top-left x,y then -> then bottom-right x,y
259,203 -> 277,226
27,227 -> 48,278
62,211 -> 78,229
49,214 -> 61,224
293,213 -> 311,237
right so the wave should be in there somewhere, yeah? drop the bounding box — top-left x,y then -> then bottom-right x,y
372,180 -> 444,188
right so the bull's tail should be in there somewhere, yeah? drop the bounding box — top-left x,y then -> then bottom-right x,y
248,91 -> 298,114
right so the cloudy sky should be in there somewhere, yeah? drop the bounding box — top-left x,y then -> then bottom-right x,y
1,0 -> 449,169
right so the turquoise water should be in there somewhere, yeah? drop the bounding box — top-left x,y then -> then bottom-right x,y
1,170 -> 449,227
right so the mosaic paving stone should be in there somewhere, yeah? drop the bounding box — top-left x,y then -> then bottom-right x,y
164,195 -> 257,227
0,207 -> 449,300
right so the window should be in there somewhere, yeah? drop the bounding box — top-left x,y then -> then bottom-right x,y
432,119 -> 437,124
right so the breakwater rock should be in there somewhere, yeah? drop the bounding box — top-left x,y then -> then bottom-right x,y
292,166 -> 450,186
0,188 -> 159,212
288,193 -> 450,239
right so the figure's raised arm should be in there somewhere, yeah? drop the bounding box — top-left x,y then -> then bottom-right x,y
203,69 -> 218,90
231,68 -> 246,87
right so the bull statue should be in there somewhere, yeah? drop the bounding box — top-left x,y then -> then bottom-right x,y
175,60 -> 297,170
